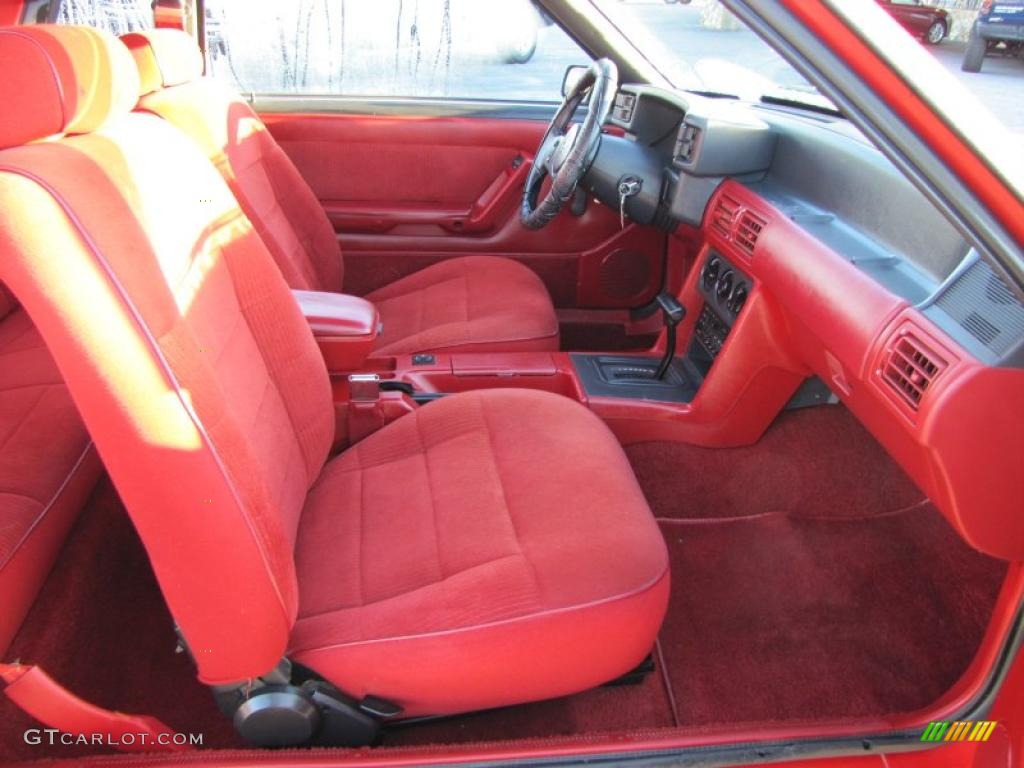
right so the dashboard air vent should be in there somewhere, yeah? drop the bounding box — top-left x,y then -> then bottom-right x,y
881,333 -> 946,411
709,194 -> 739,239
613,92 -> 636,123
674,124 -> 701,165
734,210 -> 766,255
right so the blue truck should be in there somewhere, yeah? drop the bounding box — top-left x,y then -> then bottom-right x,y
962,0 -> 1024,72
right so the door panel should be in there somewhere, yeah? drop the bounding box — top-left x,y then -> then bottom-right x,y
261,111 -> 666,309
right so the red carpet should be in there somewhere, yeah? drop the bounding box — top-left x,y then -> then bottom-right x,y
386,666 -> 674,746
625,404 -> 927,521
0,479 -> 240,762
0,405 -> 1007,758
656,505 -> 1004,727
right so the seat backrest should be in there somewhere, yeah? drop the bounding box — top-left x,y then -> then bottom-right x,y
0,25 -> 334,685
121,29 -> 344,294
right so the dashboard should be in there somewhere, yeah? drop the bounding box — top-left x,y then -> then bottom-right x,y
581,84 -> 1024,561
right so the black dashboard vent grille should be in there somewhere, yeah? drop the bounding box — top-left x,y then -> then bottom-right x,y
674,124 -> 701,165
934,259 -> 1024,357
710,195 -> 739,238
613,92 -> 636,123
735,211 -> 766,255
882,333 -> 946,411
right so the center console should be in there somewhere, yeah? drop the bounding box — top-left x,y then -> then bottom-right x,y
296,245 -> 779,451
686,251 -> 752,377
571,251 -> 752,406
293,289 -> 380,372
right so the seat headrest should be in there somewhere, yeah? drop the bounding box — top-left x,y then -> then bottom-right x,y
0,25 -> 140,150
121,29 -> 204,97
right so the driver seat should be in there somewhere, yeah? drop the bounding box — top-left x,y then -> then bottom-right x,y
120,29 -> 559,356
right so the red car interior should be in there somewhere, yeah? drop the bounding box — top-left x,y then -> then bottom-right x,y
0,2 -> 1021,766
291,290 -> 380,372
121,29 -> 562,357
0,286 -> 100,655
261,112 -> 669,314
0,17 -> 668,727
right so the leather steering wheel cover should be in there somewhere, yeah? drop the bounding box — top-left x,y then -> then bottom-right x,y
520,58 -> 618,230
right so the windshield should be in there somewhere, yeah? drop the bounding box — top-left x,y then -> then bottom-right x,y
590,0 -> 834,109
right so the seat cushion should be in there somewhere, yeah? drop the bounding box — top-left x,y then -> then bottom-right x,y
367,256 -> 560,356
0,305 -> 100,654
291,388 -> 669,716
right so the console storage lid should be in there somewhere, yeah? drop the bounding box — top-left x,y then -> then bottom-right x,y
293,290 -> 380,372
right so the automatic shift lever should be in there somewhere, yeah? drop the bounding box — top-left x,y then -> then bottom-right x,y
654,293 -> 686,380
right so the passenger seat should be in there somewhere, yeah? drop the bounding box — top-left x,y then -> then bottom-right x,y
0,25 -> 666,743
0,285 -> 100,655
121,29 -> 560,357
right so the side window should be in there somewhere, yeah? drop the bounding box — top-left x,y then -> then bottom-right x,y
50,0 -> 153,35
204,0 -> 591,102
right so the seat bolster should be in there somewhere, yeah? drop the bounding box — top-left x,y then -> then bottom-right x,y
290,567 -> 669,717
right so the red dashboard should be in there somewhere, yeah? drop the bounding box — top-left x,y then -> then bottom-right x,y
322,178 -> 1023,562
699,180 -> 1024,561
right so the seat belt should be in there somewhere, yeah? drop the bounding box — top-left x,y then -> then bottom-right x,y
1,662 -> 192,753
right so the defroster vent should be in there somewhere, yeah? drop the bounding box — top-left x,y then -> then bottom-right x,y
932,258 -> 1023,358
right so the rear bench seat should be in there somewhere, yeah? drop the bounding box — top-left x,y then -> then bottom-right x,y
0,284 -> 100,654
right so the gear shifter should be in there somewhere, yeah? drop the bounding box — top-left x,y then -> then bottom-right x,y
653,293 -> 686,380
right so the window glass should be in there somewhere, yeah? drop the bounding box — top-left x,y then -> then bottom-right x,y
592,0 -> 832,110
54,0 -> 152,35
204,0 -> 590,101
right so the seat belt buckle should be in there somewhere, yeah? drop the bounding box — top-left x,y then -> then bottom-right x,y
348,373 -> 381,402
345,375 -> 416,446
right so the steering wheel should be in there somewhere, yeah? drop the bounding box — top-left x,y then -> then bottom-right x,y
520,58 -> 618,230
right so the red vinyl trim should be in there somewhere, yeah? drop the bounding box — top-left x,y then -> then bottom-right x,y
1,663 -> 190,753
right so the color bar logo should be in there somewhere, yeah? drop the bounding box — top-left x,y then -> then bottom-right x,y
921,721 -> 998,742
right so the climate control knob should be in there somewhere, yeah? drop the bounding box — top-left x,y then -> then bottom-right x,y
727,283 -> 748,315
702,257 -> 721,291
715,270 -> 734,302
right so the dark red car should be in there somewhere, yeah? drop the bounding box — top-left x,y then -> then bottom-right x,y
877,0 -> 950,43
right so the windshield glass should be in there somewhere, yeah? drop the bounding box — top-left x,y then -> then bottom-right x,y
591,0 -> 834,109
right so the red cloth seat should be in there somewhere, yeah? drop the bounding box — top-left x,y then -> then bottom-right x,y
292,388 -> 669,715
121,29 -> 559,356
368,256 -> 558,355
0,289 -> 100,655
0,25 -> 667,719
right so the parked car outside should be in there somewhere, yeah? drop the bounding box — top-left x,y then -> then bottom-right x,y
962,0 -> 1024,71
876,0 -> 950,45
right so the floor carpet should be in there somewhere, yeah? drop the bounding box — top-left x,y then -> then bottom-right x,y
627,404 -> 1006,729
656,505 -> 1004,728
0,479 -> 240,762
0,405 -> 1007,758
